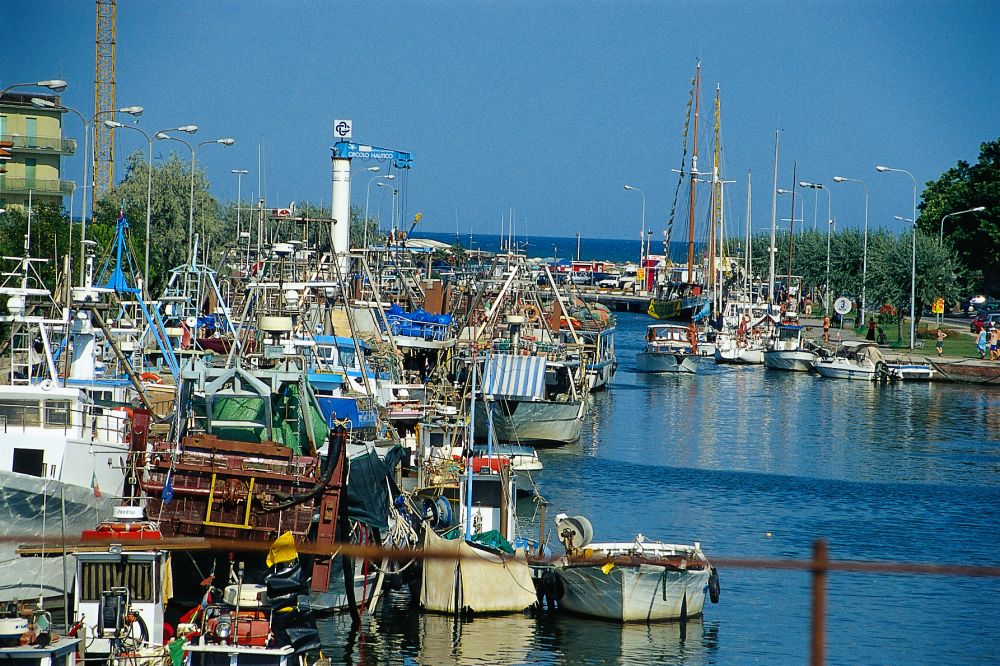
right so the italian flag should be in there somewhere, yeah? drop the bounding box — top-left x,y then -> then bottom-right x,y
92,470 -> 101,498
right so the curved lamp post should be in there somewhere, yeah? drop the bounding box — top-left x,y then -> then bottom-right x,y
832,176 -> 869,325
877,165 -> 917,349
623,185 -> 646,269
800,181 -> 832,312
31,97 -> 143,282
939,206 -> 985,247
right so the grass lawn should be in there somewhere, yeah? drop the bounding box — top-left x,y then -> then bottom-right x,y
851,320 -> 979,357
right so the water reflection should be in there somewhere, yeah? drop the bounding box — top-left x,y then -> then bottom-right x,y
319,591 -> 720,665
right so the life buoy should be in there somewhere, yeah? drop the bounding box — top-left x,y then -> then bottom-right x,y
139,372 -> 163,385
40,379 -> 55,391
523,304 -> 540,323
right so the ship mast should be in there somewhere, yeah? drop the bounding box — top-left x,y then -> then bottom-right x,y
686,62 -> 701,283
710,83 -> 721,299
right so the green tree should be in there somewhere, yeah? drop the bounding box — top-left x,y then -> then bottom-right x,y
93,150 -> 220,294
0,202 -> 73,290
865,229 -> 964,331
919,138 -> 999,294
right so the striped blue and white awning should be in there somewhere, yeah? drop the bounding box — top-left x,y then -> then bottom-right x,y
481,354 -> 547,400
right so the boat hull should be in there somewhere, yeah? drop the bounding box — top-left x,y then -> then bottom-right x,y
714,347 -> 764,365
474,399 -> 584,446
556,562 -> 710,622
813,362 -> 875,380
763,350 -> 817,372
0,473 -> 117,601
635,352 -> 699,374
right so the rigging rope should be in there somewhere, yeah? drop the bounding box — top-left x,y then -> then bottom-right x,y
665,76 -> 696,254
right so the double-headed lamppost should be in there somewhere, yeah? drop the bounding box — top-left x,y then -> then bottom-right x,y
800,181 -> 832,312
157,131 -> 234,263
939,206 -> 985,247
31,96 -> 143,281
363,169 -> 391,249
877,165 -> 918,350
832,176 -> 870,325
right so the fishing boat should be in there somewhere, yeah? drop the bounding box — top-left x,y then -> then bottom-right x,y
0,213 -> 175,602
813,341 -> 885,381
928,359 -> 1000,385
550,514 -> 719,622
763,324 -> 818,372
636,324 -> 702,374
416,361 -> 537,615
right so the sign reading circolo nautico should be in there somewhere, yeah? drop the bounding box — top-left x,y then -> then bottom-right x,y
340,143 -> 398,160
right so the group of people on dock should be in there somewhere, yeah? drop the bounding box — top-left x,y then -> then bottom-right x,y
976,324 -> 1000,360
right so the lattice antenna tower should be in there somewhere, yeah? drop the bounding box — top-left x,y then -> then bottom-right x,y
93,0 -> 116,206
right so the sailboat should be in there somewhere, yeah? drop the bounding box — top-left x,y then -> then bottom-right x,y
648,62 -> 710,323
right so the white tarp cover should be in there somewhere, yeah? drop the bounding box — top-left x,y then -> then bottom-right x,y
481,354 -> 547,400
419,529 -> 537,613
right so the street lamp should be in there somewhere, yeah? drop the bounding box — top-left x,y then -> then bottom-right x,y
157,131 -> 233,264
800,181 -> 833,311
833,176 -> 870,325
231,169 -> 249,244
31,97 -> 143,282
104,119 -> 156,293
1,79 -> 68,95
939,206 -> 985,247
376,180 -> 397,239
894,215 -> 917,349
877,165 -> 918,349
364,170 -> 392,249
623,185 -> 645,269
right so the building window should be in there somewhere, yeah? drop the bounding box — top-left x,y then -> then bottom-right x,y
26,117 -> 37,147
25,157 -> 36,188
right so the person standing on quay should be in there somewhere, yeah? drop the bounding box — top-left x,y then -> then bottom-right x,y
867,319 -> 876,342
936,328 -> 946,357
991,325 -> 1000,361
977,328 -> 989,359
823,315 -> 831,343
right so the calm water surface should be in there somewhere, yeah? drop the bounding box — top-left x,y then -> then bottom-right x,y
320,312 -> 1000,665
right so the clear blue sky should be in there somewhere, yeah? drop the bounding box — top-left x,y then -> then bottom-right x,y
7,1 -> 999,242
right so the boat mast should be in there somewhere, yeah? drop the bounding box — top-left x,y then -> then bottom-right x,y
710,83 -> 720,300
768,129 -> 779,307
686,62 -> 701,284
787,162 -> 798,285
745,170 -> 752,299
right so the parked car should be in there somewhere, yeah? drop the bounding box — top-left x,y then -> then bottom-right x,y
971,312 -> 1000,333
978,299 -> 1000,314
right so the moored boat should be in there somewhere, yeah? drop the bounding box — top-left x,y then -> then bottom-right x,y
550,515 -> 719,622
636,324 -> 702,374
763,324 -> 818,372
813,341 -> 885,381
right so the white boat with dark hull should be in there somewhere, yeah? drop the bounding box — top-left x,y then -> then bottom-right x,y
550,515 -> 719,622
813,341 -> 885,381
763,325 -> 818,372
635,324 -> 702,374
474,353 -> 586,446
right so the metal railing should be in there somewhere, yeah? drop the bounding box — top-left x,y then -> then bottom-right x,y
0,133 -> 77,154
0,176 -> 75,195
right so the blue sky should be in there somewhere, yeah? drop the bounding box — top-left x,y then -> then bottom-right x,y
7,1 -> 999,242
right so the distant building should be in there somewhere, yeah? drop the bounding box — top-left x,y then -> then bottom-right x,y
0,92 -> 76,209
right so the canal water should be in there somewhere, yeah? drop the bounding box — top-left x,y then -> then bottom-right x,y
319,311 -> 1000,665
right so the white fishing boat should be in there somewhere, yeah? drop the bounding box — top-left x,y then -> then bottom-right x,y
763,324 -> 818,372
813,341 -> 885,381
713,314 -> 777,366
550,515 -> 719,622
636,324 -> 702,374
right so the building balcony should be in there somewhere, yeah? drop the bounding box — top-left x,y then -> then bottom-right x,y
0,176 -> 75,196
0,133 -> 76,155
